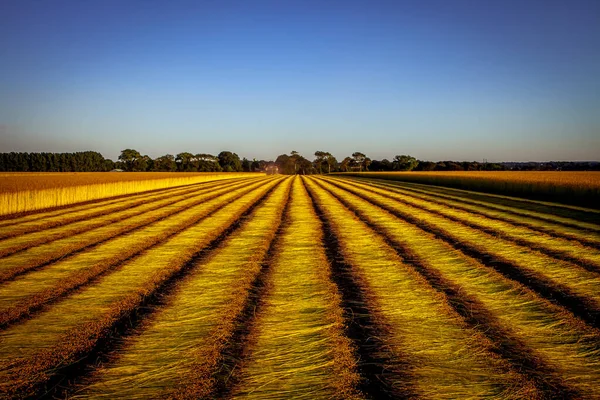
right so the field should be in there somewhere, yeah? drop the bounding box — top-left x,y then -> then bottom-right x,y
334,171 -> 600,208
0,172 -> 257,216
0,174 -> 599,399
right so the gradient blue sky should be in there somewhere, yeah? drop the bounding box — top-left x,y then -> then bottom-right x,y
1,0 -> 599,162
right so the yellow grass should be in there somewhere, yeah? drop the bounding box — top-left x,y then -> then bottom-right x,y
0,179 -> 248,256
0,178 -> 241,238
348,177 -> 600,246
334,171 -> 600,208
304,177 -> 532,398
231,177 -> 361,399
315,176 -> 600,397
330,177 -> 600,268
0,177 -> 281,398
0,178 -> 273,327
0,178 -> 260,282
78,177 -> 293,399
0,172 -> 262,216
1,172 -> 600,398
325,177 -> 600,312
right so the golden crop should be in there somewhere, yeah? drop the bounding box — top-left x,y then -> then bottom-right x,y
0,172 -> 260,216
335,171 -> 600,208
0,174 -> 599,399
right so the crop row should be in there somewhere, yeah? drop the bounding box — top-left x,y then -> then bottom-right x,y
0,172 -> 260,216
311,176 -> 600,397
352,177 -> 600,247
334,171 -> 600,208
0,178 -> 253,260
0,175 -> 598,398
0,176 -> 281,397
0,177 -> 253,239
324,177 -> 600,326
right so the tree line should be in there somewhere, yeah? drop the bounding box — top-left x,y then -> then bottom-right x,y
0,151 -> 110,172
0,150 -> 252,173
273,152 -> 506,174
1,150 -> 597,173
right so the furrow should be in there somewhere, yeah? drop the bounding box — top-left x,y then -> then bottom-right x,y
305,179 -> 405,400
356,177 -> 600,227
0,178 -> 274,328
0,177 -> 282,399
322,177 -> 600,328
228,177 -> 362,400
0,178 -> 253,257
0,177 -> 260,284
0,177 -> 248,231
332,177 -> 600,270
303,177 -> 534,399
57,177 -> 293,399
315,177 -> 600,399
344,177 -> 600,248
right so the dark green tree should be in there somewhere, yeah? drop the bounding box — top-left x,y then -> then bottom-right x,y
175,152 -> 195,171
393,155 -> 419,171
196,154 -> 222,172
118,149 -> 142,171
153,154 -> 177,171
103,159 -> 116,171
241,157 -> 251,172
218,151 -> 242,172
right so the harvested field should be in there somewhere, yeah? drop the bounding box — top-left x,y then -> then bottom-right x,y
334,171 -> 600,208
0,174 -> 599,399
0,172 -> 259,216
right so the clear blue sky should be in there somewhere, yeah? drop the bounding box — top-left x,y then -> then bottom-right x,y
1,0 -> 598,162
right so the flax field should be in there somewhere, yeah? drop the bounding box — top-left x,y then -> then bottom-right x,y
0,174 -> 599,399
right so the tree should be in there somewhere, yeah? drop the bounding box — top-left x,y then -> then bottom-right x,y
0,151 -> 106,172
196,154 -> 221,172
415,160 -> 436,171
241,158 -> 251,172
312,151 -> 337,174
340,157 -> 352,172
324,152 -> 337,173
176,152 -> 194,171
138,155 -> 151,171
363,157 -> 372,171
119,149 -> 142,171
297,157 -> 314,175
30,153 -> 45,171
314,151 -> 327,174
441,161 -> 463,171
218,151 -> 242,172
276,152 -> 303,174
351,152 -> 367,172
370,159 -> 392,171
275,154 -> 292,174
154,154 -> 177,171
393,155 -> 419,171
103,159 -> 116,171
274,152 -> 315,175
290,151 -> 300,173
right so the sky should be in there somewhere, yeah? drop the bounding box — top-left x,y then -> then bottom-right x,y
1,0 -> 599,162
